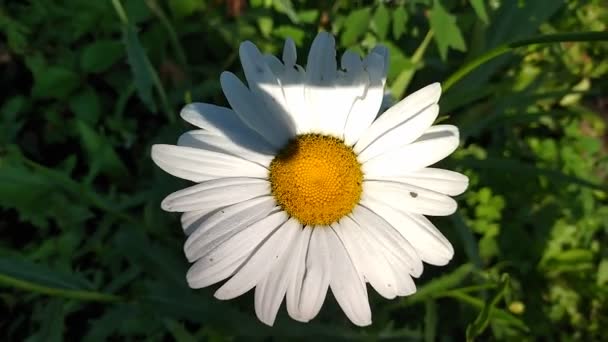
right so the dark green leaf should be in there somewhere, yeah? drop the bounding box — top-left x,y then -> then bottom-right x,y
470,0 -> 489,24
466,275 -> 510,341
80,40 -> 124,73
123,25 -> 157,113
31,67 -> 80,100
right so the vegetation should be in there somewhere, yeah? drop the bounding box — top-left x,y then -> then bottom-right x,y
1,0 -> 607,340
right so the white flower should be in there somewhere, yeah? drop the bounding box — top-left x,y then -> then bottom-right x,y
151,32 -> 468,327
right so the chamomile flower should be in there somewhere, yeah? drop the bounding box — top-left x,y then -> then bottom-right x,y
151,32 -> 468,327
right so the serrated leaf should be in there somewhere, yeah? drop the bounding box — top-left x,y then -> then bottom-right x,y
76,120 -> 129,179
80,40 -> 124,73
123,25 -> 157,113
392,5 -> 408,40
0,155 -> 87,229
341,8 -> 372,46
372,3 -> 390,40
429,0 -> 467,60
469,0 -> 489,24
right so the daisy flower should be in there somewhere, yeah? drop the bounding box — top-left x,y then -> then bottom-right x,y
151,32 -> 468,327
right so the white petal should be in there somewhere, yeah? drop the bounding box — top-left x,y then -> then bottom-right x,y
220,71 -> 295,149
326,226 -> 372,326
180,103 -> 275,154
178,130 -> 273,167
363,180 -> 458,216
305,33 -> 343,134
186,211 -> 288,288
291,226 -> 331,322
306,32 -> 337,85
344,51 -> 387,146
184,196 -> 276,262
214,218 -> 301,300
151,144 -> 268,183
264,54 -> 284,75
239,42 -> 300,141
357,104 -> 439,162
286,226 -> 313,321
312,53 -> 368,137
181,209 -> 214,236
362,125 -> 460,177
387,260 -> 417,296
254,221 -> 304,326
382,168 -> 469,196
351,205 -> 423,277
361,195 -> 454,266
161,177 -> 270,212
333,216 -> 398,299
282,38 -> 297,67
355,83 -> 442,153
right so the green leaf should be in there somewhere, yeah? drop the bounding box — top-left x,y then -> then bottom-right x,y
469,0 -> 489,24
76,120 -> 129,180
397,263 -> 474,306
123,25 -> 157,113
0,154 -> 88,229
169,0 -> 204,18
274,26 -> 306,45
392,5 -> 408,40
273,0 -> 299,23
80,40 -> 124,73
466,274 -> 510,341
29,299 -> 66,342
429,0 -> 466,60
0,257 -> 120,302
372,4 -> 390,40
31,66 -> 80,100
69,87 -> 101,124
340,8 -> 371,46
0,257 -> 92,291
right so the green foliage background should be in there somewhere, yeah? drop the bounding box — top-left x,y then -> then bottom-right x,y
1,0 -> 607,340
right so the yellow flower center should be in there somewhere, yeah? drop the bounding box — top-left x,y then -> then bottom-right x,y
269,133 -> 363,226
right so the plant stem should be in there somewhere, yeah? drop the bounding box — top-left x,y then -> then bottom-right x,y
443,31 -> 608,91
0,274 -> 123,303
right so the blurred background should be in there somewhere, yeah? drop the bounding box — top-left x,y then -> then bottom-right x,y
1,0 -> 607,340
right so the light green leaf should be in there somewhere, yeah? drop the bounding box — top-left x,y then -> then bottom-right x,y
341,8 -> 371,46
273,0 -> 299,23
169,0 -> 204,18
429,0 -> 466,60
274,26 -> 306,45
469,0 -> 489,24
80,40 -> 124,73
392,5 -> 408,40
372,3 -> 390,40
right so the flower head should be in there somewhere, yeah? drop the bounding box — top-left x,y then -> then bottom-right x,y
152,32 -> 468,326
